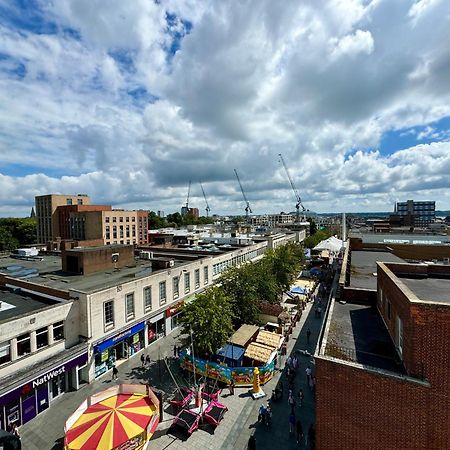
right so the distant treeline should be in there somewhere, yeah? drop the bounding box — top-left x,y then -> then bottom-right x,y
148,211 -> 214,228
0,218 -> 37,251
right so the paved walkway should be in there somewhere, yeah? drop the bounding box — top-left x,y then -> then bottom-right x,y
20,277 -> 334,450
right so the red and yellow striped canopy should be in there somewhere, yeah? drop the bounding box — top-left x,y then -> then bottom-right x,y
65,393 -> 157,450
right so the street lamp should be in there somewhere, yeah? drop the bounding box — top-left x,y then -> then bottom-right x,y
190,327 -> 197,388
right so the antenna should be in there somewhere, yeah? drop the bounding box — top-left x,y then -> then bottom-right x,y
234,169 -> 253,222
200,182 -> 211,217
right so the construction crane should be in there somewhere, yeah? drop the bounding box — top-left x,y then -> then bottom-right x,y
278,153 -> 307,223
234,169 -> 253,222
182,180 -> 191,215
200,182 -> 211,217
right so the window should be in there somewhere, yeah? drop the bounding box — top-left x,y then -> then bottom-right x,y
77,198 -> 83,205
126,217 -> 130,222
126,293 -> 135,321
396,315 -> 403,357
195,269 -> 200,288
0,341 -> 11,365
105,216 -> 110,223
119,217 -> 123,222
173,276 -> 180,299
66,198 -> 73,205
113,216 -> 117,222
387,300 -> 391,320
53,321 -> 64,341
184,272 -> 190,294
159,281 -> 167,305
144,287 -> 152,313
17,333 -> 31,357
132,217 -> 136,222
104,301 -> 114,330
378,288 -> 383,308
36,327 -> 49,349
204,266 -> 209,284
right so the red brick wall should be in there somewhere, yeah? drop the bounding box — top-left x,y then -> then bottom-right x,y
316,357 -> 430,450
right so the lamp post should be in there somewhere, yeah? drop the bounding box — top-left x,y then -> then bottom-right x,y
190,327 -> 197,388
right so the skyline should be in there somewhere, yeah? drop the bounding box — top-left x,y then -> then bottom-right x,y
1,1 -> 450,217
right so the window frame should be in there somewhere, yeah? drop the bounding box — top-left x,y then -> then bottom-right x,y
53,321 -> 65,341
184,272 -> 190,294
204,266 -> 209,284
143,286 -> 152,313
125,293 -> 135,322
173,276 -> 180,299
0,341 -> 11,366
159,281 -> 167,305
17,333 -> 31,357
36,326 -> 49,349
104,300 -> 115,331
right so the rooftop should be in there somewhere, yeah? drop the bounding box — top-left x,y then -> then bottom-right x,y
0,289 -> 62,323
0,254 -> 191,294
350,232 -> 450,245
325,301 -> 405,374
350,251 -> 404,290
398,276 -> 450,304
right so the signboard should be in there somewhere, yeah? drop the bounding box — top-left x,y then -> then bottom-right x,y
165,301 -> 184,318
94,322 -> 145,354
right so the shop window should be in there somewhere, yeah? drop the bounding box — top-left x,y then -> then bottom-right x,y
204,266 -> 209,284
0,341 -> 11,365
159,281 -> 167,305
104,301 -> 114,331
126,293 -> 135,321
36,327 -> 49,349
53,321 -> 65,341
195,269 -> 200,289
173,276 -> 179,299
144,286 -> 152,312
17,333 -> 31,357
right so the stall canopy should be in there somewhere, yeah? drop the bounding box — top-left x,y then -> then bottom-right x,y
291,286 -> 308,295
256,330 -> 283,349
313,236 -> 345,253
244,342 -> 275,364
229,324 -> 259,348
216,344 -> 245,367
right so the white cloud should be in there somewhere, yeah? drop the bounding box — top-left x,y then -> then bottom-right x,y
1,0 -> 450,216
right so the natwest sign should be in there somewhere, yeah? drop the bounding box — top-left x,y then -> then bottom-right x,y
32,366 -> 65,389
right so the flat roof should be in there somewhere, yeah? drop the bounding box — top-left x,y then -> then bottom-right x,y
350,251 -> 404,290
398,276 -> 450,304
326,301 -> 405,374
0,289 -> 61,323
350,232 -> 450,245
0,254 -> 190,294
229,324 -> 260,347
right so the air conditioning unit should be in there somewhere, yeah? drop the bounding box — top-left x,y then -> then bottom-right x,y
444,258 -> 450,265
139,251 -> 152,260
169,260 -> 175,267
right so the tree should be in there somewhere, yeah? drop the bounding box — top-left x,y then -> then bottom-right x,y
147,211 -> 167,229
307,217 -> 317,235
179,287 -> 234,357
270,242 -> 304,295
0,217 -> 36,248
0,226 -> 19,251
251,257 -> 279,304
220,264 -> 260,327
304,229 -> 332,249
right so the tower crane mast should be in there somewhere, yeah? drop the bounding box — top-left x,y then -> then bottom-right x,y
278,153 -> 306,223
185,180 -> 191,209
200,182 -> 211,217
234,169 -> 253,222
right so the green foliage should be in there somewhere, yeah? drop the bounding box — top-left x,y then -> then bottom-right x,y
0,218 -> 36,250
304,229 -> 332,249
307,217 -> 317,235
148,211 -> 168,229
220,264 -> 260,327
251,257 -> 279,304
179,287 -> 234,357
151,211 -> 214,228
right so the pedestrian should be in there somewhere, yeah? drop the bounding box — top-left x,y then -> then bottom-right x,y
289,411 -> 296,434
317,306 -> 322,318
229,379 -> 235,396
10,422 -> 20,440
112,364 -> 118,380
296,419 -> 304,444
265,403 -> 272,428
177,345 -> 181,356
173,345 -> 177,357
286,355 -> 292,368
140,354 -> 145,367
248,434 -> 257,450
307,424 -> 315,449
306,328 -> 311,344
305,366 -> 312,382
293,355 -> 299,370
298,388 -> 304,407
146,354 -> 151,366
288,392 -> 296,412
310,376 -> 316,392
258,404 -> 267,423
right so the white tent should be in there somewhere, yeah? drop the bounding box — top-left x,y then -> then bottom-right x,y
313,236 -> 345,253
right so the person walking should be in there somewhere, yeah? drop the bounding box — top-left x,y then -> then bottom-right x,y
173,345 -> 177,357
298,388 -> 304,407
306,328 -> 311,344
229,379 -> 235,396
288,392 -> 296,413
305,366 -> 312,383
265,403 -> 272,428
145,354 -> 151,366
289,411 -> 296,434
140,354 -> 145,367
248,434 -> 257,450
10,422 -> 20,440
296,419 -> 304,444
112,364 -> 118,380
307,424 -> 315,449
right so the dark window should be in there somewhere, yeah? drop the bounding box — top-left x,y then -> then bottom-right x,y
36,327 -> 49,349
195,269 -> 200,288
173,276 -> 179,299
144,287 -> 152,312
104,301 -> 114,330
53,321 -> 64,341
0,341 -> 11,365
126,293 -> 135,321
17,333 -> 31,356
204,266 -> 209,284
159,281 -> 167,305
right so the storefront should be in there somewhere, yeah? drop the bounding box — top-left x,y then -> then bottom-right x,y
0,351 -> 88,428
146,312 -> 165,345
165,301 -> 184,333
93,322 -> 145,378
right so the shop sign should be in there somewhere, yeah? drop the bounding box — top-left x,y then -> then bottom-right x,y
101,350 -> 109,363
132,333 -> 139,344
94,322 -> 145,354
32,366 -> 65,389
165,301 -> 184,318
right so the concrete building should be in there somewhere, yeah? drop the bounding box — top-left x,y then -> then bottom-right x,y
0,229 -> 304,426
35,194 -> 91,244
396,200 -> 435,227
0,286 -> 86,429
250,213 -> 295,227
316,261 -> 450,449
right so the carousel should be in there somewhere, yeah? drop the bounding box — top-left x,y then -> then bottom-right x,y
64,384 -> 160,450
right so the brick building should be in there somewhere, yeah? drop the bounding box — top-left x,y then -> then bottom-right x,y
316,261 -> 450,449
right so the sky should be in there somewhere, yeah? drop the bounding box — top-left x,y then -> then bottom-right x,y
1,0 -> 450,217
